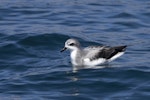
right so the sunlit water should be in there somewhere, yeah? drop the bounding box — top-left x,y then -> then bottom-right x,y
0,0 -> 150,100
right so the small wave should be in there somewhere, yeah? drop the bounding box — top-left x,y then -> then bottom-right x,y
113,21 -> 146,28
0,43 -> 28,59
109,12 -> 136,18
18,34 -> 70,48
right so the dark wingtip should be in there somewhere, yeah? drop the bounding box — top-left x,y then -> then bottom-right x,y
114,45 -> 127,52
123,45 -> 127,51
123,45 -> 127,49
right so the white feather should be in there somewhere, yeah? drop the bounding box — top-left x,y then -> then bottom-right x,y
70,50 -> 78,66
108,52 -> 124,62
83,58 -> 107,66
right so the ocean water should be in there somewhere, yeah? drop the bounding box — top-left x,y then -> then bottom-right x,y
0,0 -> 150,100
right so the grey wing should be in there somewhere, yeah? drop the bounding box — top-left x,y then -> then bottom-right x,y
83,45 -> 127,61
83,46 -> 105,59
83,46 -> 104,52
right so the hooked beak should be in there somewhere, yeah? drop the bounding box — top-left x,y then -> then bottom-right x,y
60,47 -> 67,52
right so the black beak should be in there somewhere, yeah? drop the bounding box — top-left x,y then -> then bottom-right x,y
60,47 -> 67,52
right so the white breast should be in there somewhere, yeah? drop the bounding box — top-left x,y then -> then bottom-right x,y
70,50 -> 78,66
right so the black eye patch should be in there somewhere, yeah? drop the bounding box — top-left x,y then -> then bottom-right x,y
69,43 -> 75,46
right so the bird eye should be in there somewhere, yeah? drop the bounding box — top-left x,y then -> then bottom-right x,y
69,43 -> 75,46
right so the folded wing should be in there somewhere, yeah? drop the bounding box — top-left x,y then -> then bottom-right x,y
83,45 -> 127,61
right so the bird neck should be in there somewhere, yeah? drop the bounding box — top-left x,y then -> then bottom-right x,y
70,49 -> 82,66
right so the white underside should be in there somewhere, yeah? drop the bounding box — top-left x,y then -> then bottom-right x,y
71,50 -> 125,69
108,52 -> 124,62
83,58 -> 107,66
83,52 -> 124,66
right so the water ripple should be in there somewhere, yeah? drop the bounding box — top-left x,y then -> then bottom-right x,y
0,0 -> 149,99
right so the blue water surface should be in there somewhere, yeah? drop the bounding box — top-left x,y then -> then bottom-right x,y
0,0 -> 150,100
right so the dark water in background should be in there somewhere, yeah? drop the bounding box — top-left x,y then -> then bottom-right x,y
0,0 -> 150,99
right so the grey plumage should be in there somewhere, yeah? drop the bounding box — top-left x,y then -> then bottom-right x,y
88,46 -> 127,61
61,38 -> 127,67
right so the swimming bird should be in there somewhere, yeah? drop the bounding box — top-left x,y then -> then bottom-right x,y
61,39 -> 127,68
